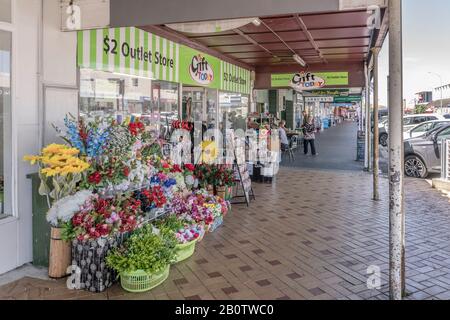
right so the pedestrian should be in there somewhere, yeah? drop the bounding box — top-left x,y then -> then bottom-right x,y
303,116 -> 317,156
278,120 -> 289,151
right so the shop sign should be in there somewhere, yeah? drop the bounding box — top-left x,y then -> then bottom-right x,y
179,46 -> 251,94
303,89 -> 350,96
78,27 -> 180,82
189,54 -> 214,85
271,72 -> 349,88
333,96 -> 362,103
305,96 -> 334,103
78,27 -> 251,94
291,72 -> 326,91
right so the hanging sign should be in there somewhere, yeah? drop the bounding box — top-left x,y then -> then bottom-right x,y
305,96 -> 334,103
271,72 -> 349,89
333,96 -> 362,103
291,72 -> 326,91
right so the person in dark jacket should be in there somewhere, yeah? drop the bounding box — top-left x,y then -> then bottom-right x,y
303,116 -> 317,156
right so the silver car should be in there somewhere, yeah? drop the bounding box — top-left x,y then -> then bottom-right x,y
404,124 -> 450,178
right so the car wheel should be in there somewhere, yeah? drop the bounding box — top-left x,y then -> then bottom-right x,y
404,155 -> 428,178
379,133 -> 388,147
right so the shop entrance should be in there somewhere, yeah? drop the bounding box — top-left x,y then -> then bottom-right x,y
182,86 -> 219,130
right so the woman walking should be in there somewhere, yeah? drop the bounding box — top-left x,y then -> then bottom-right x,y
303,116 -> 317,156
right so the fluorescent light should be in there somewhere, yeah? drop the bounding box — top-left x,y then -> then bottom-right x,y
293,54 -> 306,67
252,18 -> 261,26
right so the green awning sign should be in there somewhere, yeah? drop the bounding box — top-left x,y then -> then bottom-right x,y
333,96 -> 362,103
77,27 -> 251,95
271,72 -> 349,89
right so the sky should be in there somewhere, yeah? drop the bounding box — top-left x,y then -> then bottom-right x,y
378,0 -> 450,107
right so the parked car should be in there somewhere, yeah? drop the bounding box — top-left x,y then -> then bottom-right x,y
404,120 -> 450,140
404,124 -> 450,178
443,114 -> 450,119
379,114 -> 446,147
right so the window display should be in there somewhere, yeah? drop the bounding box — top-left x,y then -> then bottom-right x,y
79,69 -> 180,140
219,92 -> 249,131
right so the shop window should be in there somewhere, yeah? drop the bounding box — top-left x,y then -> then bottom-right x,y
0,0 -> 11,23
151,81 -> 179,139
219,92 -> 249,131
0,30 -> 12,219
79,69 -> 180,139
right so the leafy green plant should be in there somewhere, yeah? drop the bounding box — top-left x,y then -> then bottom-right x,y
106,224 -> 177,274
156,215 -> 185,232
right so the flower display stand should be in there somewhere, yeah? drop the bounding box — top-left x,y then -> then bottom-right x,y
120,265 -> 170,293
71,233 -> 130,293
174,239 -> 198,263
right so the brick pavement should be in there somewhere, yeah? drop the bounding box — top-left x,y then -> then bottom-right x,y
1,168 -> 450,300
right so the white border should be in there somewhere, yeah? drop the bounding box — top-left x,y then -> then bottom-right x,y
0,0 -> 17,219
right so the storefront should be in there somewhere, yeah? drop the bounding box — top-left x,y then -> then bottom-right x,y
77,27 -> 252,141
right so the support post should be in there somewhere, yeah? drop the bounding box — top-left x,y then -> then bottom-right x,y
388,0 -> 405,300
364,62 -> 371,170
372,47 -> 380,201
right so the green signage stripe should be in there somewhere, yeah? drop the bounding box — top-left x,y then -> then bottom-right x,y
152,34 -> 157,78
134,28 -> 139,76
102,28 -> 109,70
125,27 -> 131,74
89,29 -> 97,69
114,28 -> 120,71
77,31 -> 83,67
143,30 -> 149,78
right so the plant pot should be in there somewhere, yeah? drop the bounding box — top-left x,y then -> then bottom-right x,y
48,227 -> 71,279
206,185 -> 214,195
174,238 -> 198,263
71,232 -> 131,292
216,186 -> 226,199
120,265 -> 170,293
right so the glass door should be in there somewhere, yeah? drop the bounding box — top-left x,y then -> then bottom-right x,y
182,87 -> 204,123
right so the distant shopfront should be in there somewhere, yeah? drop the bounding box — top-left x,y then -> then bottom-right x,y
77,27 -> 252,137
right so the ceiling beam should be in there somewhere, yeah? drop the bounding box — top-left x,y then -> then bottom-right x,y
231,28 -> 279,61
294,14 -> 327,64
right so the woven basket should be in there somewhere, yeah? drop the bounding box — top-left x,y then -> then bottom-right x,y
174,238 -> 198,263
120,265 -> 170,293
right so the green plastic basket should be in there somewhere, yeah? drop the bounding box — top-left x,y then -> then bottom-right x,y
174,238 -> 198,263
120,265 -> 170,293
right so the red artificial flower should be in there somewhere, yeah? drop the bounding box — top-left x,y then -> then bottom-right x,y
162,162 -> 170,169
123,166 -> 130,177
171,164 -> 182,173
185,164 -> 195,172
88,172 -> 102,185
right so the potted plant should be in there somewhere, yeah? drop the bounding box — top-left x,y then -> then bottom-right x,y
24,144 -> 90,278
214,165 -> 235,199
157,215 -> 204,263
106,224 -> 177,293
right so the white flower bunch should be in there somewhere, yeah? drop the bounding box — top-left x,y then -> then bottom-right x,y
46,190 -> 93,227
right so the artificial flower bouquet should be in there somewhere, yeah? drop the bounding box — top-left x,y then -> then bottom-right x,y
155,215 -> 204,263
63,193 -> 144,242
24,144 -> 90,207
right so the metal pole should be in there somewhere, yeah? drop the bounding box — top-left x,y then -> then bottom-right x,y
372,47 -> 380,201
364,62 -> 371,170
388,0 -> 405,300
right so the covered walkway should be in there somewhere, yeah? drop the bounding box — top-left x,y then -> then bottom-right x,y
1,168 -> 450,300
281,121 -> 363,172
